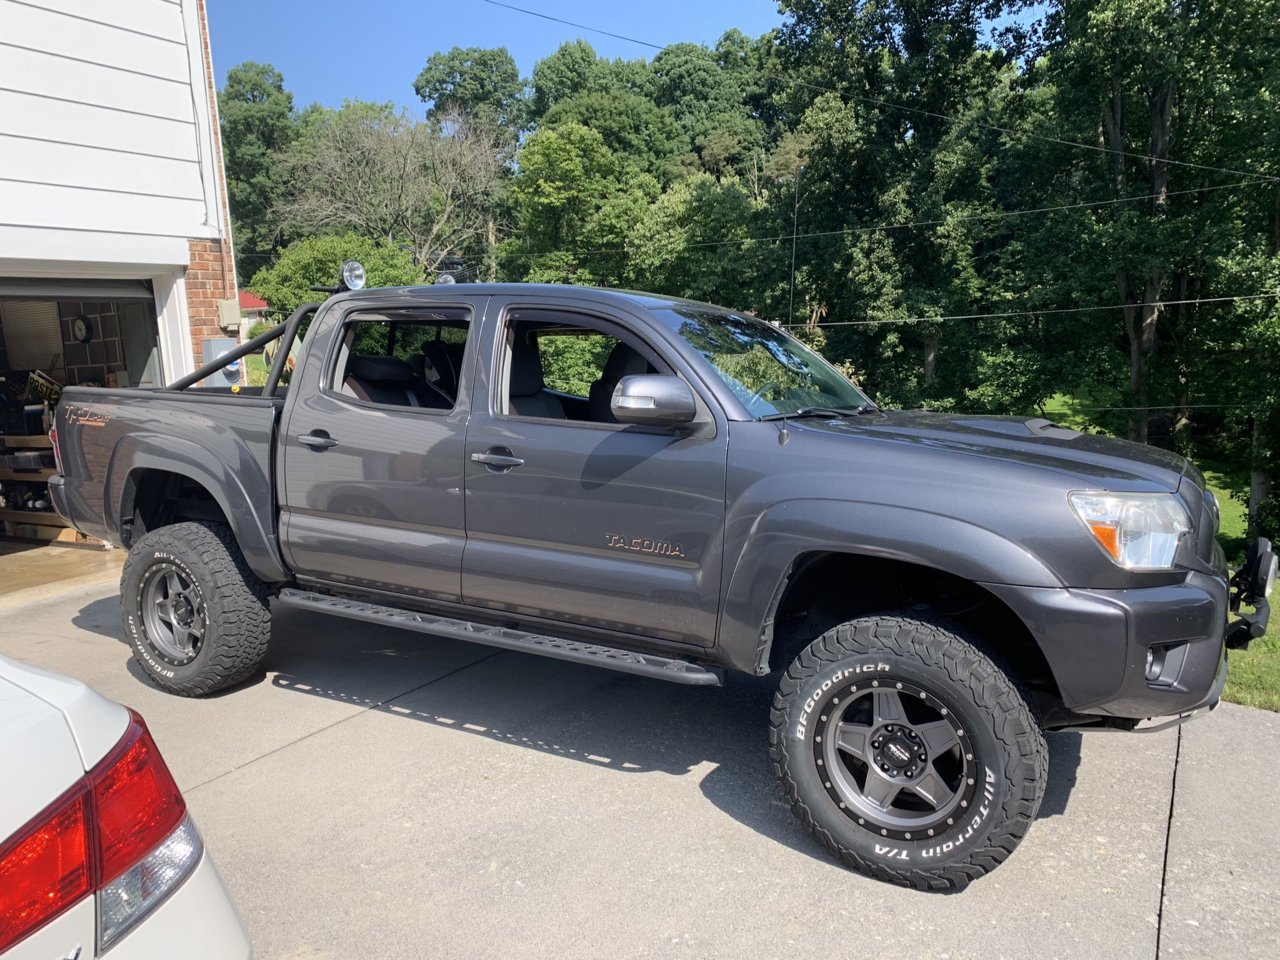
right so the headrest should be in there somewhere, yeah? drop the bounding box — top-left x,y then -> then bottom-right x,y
421,341 -> 451,379
509,340 -> 545,396
347,355 -> 415,383
602,342 -> 649,382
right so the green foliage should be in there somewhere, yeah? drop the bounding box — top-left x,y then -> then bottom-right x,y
538,334 -> 615,396
530,40 -> 606,118
247,234 -> 419,316
219,62 -> 299,278
247,319 -> 274,340
218,4 -> 1279,517
413,46 -> 526,130
542,91 -> 682,179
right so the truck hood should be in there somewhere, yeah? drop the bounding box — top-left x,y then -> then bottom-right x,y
798,410 -> 1197,492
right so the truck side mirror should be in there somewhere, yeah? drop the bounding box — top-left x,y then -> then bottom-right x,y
611,375 -> 697,427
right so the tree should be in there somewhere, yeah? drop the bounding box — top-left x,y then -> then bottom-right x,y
510,123 -> 619,250
280,103 -> 506,273
542,91 -> 683,179
413,46 -> 526,131
246,233 -> 419,315
649,42 -> 765,176
530,40 -> 606,119
627,174 -> 767,307
219,62 -> 298,278
1038,0 -> 1279,442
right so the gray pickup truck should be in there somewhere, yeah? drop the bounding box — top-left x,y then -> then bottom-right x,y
49,266 -> 1274,890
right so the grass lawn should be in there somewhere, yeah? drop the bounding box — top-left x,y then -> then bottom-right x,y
245,353 -> 268,387
1226,618 -> 1279,712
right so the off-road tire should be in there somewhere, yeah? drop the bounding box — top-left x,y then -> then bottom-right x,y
120,521 -> 271,696
770,616 -> 1047,891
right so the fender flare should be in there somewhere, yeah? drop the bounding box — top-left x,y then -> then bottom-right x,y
717,498 -> 1063,674
107,433 -> 288,583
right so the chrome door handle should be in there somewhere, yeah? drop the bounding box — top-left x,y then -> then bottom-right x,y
471,450 -> 524,468
297,433 -> 338,449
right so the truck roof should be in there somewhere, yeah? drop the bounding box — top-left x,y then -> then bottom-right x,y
332,283 -> 733,314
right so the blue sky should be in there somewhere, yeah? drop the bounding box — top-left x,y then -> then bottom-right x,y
207,0 -> 788,112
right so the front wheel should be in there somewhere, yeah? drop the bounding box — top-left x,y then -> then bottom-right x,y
120,521 -> 271,696
770,616 -> 1047,890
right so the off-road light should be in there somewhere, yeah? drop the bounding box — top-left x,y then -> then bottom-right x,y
1069,492 -> 1190,570
339,260 -> 366,291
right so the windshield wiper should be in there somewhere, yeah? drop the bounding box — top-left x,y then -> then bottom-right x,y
759,404 -> 876,421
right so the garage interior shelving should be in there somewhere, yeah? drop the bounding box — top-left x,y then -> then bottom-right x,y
0,434 -> 85,545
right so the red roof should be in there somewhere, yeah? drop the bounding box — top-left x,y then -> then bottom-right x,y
239,290 -> 268,310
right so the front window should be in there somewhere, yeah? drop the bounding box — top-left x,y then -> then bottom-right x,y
653,307 -> 869,417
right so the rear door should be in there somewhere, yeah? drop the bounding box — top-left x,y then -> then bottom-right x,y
460,297 -> 729,647
279,298 -> 484,602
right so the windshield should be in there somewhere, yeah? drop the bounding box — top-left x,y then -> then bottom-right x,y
653,307 -> 870,417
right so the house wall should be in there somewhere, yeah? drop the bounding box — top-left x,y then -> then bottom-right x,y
0,0 -> 237,382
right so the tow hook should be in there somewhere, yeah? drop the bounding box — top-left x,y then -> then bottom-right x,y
1227,537 -> 1275,650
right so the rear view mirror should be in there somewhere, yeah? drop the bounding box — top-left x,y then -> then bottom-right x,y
611,375 -> 697,426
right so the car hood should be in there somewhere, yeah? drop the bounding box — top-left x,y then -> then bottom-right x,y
797,410 -> 1198,492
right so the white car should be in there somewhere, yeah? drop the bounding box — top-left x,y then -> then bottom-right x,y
0,655 -> 250,958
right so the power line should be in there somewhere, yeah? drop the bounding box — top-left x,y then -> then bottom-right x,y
499,179 -> 1260,261
483,0 -> 1279,184
239,176 -> 1259,272
1062,404 -> 1245,411
780,292 -> 1280,329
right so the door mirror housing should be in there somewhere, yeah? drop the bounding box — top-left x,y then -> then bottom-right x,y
611,375 -> 697,427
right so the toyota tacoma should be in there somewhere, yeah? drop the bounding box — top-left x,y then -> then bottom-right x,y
48,266 -> 1274,890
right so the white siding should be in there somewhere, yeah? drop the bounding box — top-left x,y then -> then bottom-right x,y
0,44 -> 193,120
0,0 -> 225,257
0,135 -> 200,200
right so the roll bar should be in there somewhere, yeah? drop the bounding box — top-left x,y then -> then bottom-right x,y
166,302 -> 323,396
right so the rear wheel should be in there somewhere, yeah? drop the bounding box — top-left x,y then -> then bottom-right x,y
770,615 -> 1046,890
121,521 -> 271,696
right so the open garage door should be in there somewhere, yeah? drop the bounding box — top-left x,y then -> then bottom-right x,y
0,277 -> 162,546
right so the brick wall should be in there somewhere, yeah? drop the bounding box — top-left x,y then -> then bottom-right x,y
186,237 -> 235,356
185,0 -> 239,369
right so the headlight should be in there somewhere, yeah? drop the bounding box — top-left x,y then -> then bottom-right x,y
1069,492 -> 1191,570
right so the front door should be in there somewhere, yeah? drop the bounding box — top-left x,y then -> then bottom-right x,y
461,300 -> 728,647
279,300 -> 482,602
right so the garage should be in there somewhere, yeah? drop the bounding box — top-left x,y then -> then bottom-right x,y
0,280 -> 164,545
0,0 -> 238,565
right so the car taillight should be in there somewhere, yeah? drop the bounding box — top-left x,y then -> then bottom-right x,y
48,426 -> 62,474
92,716 -> 187,885
0,710 -> 202,953
0,790 -> 91,952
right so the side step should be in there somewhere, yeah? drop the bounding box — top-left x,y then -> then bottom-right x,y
276,589 -> 722,686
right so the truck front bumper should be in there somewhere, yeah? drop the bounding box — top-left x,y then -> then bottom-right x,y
984,570 -> 1240,721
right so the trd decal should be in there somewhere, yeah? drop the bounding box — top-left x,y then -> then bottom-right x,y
605,533 -> 686,559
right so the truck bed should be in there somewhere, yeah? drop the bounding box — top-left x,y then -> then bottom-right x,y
53,386 -> 284,573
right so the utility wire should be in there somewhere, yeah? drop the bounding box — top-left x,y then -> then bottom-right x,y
780,292 -> 1280,329
483,0 -> 1279,184
499,179 -> 1260,261
236,177 -> 1254,266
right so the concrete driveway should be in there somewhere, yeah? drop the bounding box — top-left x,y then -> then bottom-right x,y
2,576 -> 1275,960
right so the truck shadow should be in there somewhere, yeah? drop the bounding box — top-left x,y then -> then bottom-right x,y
74,595 -> 1081,854
261,605 -> 1084,864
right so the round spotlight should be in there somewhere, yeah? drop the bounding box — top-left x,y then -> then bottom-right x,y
339,260 -> 366,291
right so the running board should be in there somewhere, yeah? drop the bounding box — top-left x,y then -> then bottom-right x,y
276,589 -> 721,686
